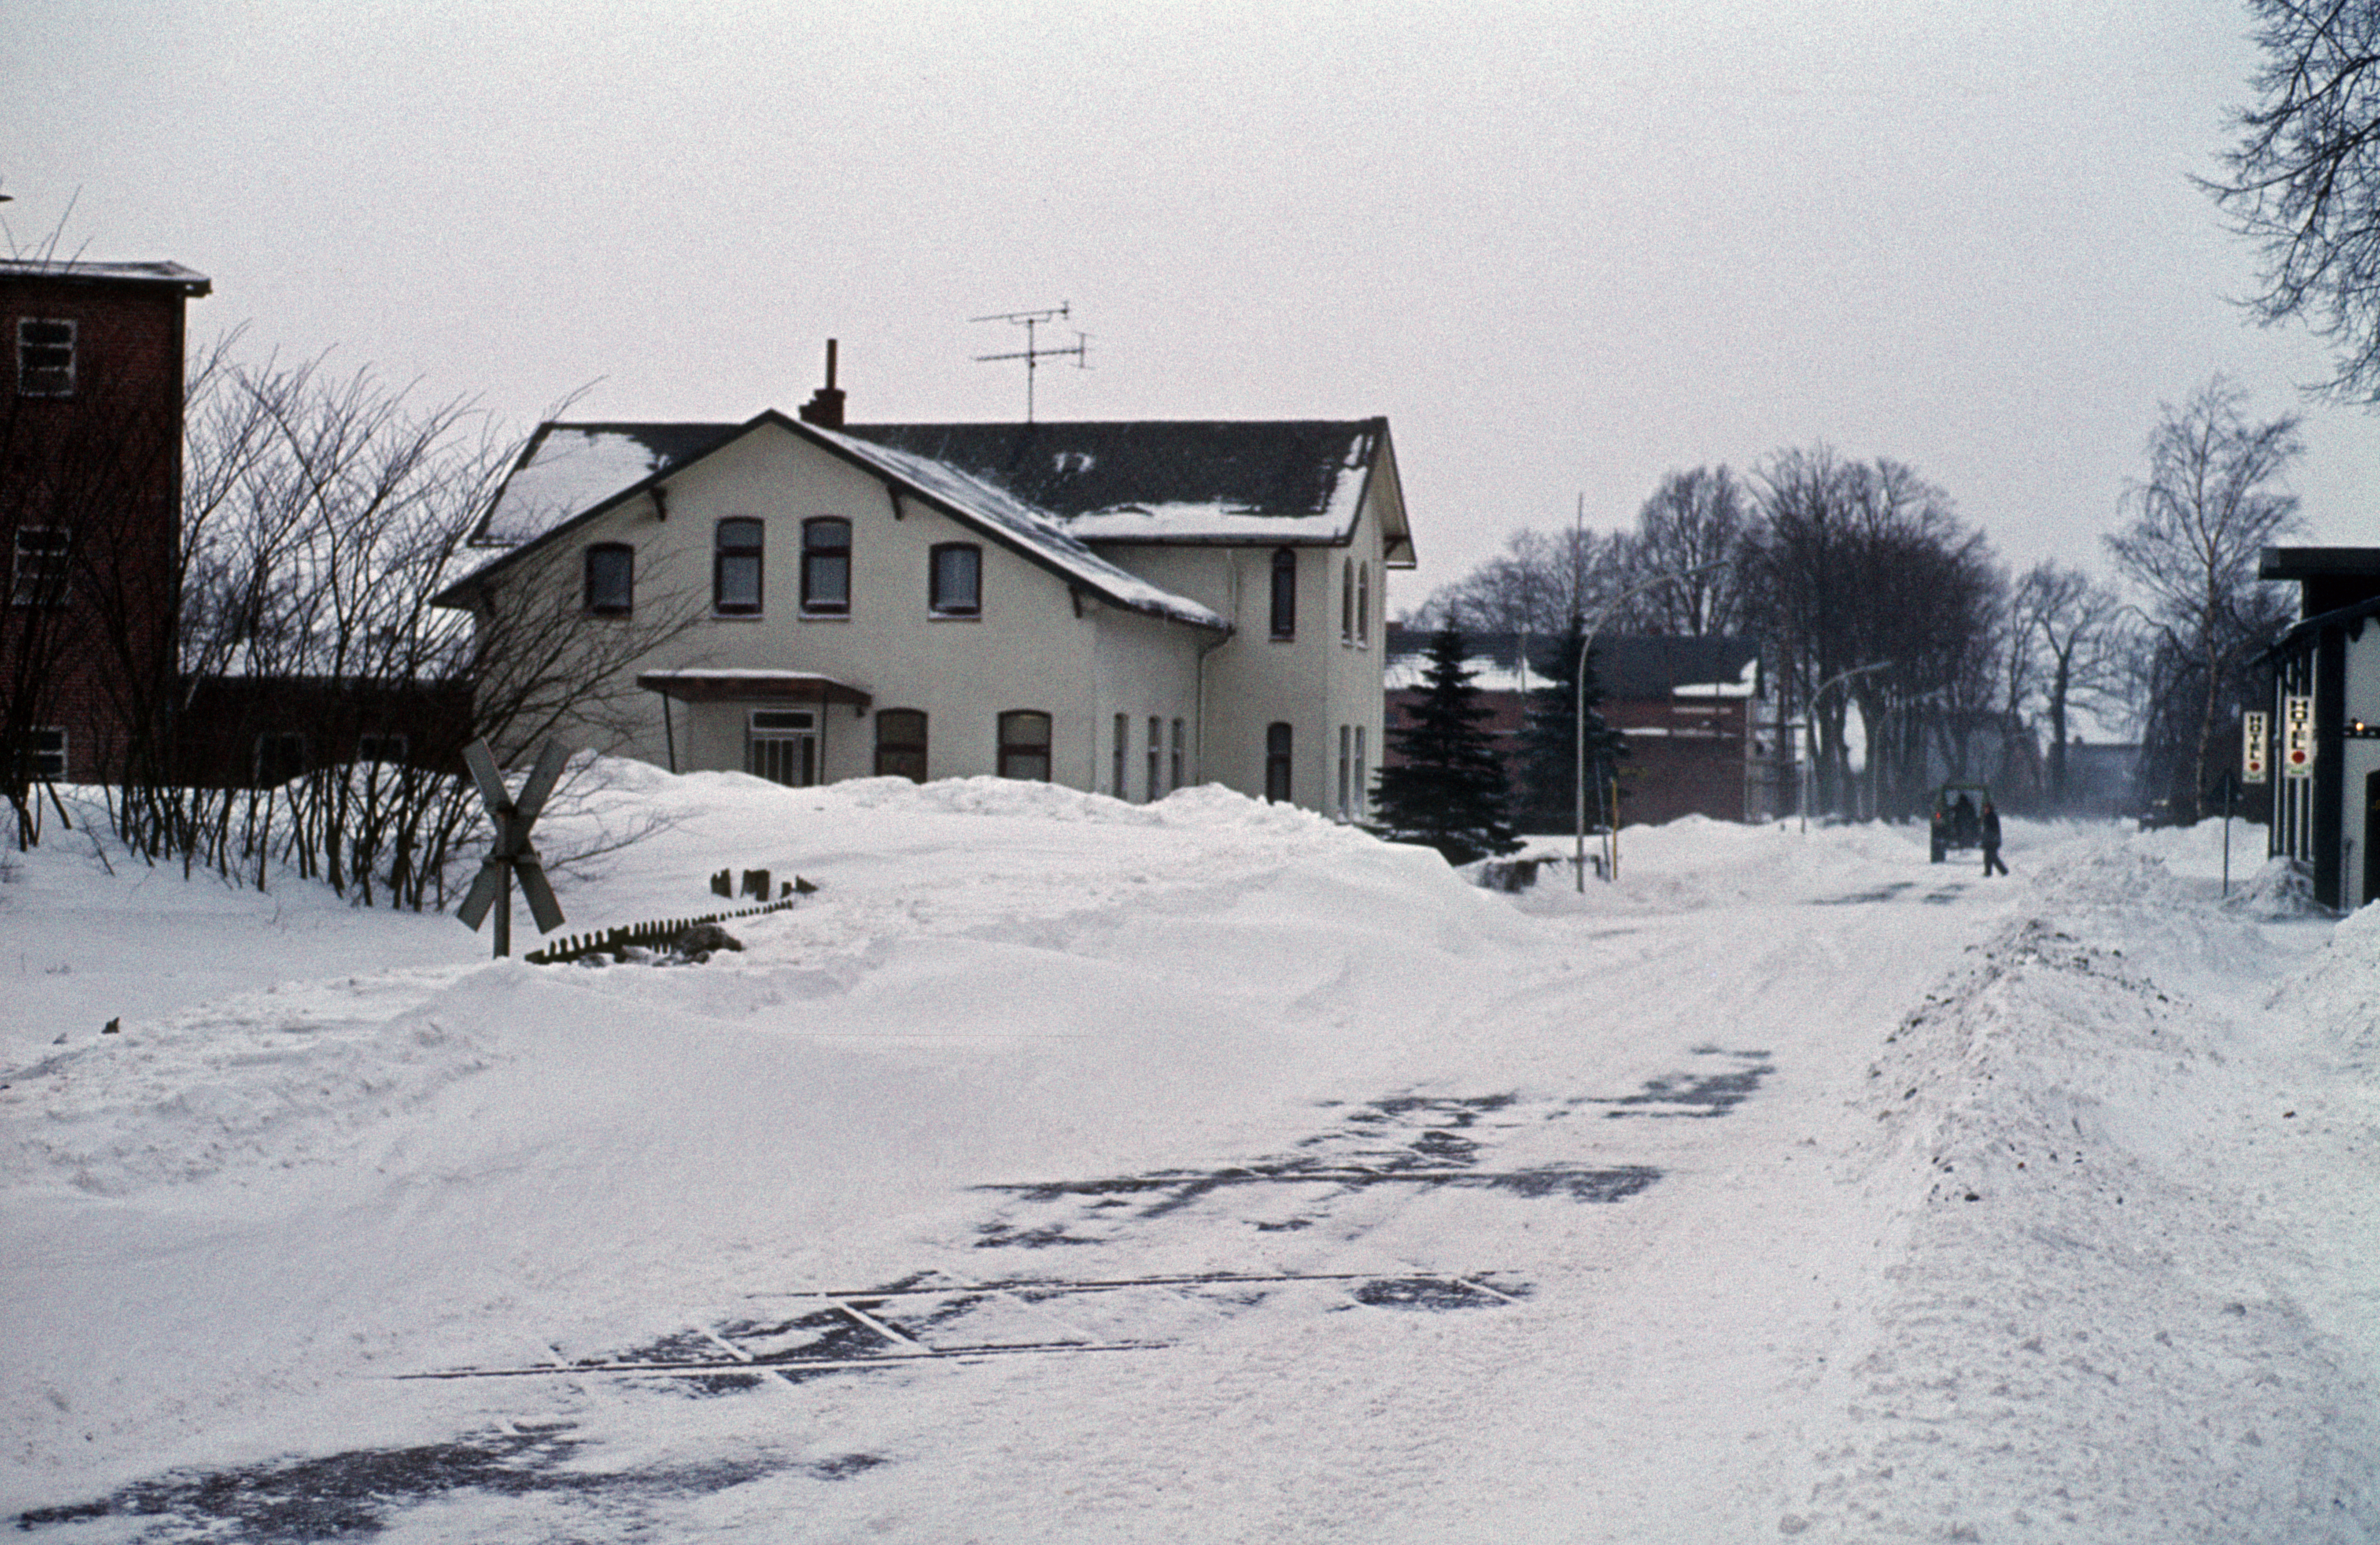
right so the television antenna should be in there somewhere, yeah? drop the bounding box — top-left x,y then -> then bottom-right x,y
971,303 -> 1088,423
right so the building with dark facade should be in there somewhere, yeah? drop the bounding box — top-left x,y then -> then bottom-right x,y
2259,546 -> 2380,911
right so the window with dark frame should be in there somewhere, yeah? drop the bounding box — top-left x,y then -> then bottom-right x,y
1342,559 -> 1354,642
11,526 -> 70,606
1170,718 -> 1184,794
1112,713 -> 1128,796
585,543 -> 633,615
16,319 -> 74,397
930,543 -> 982,616
801,517 -> 851,614
999,710 -> 1052,781
354,733 -> 409,765
875,709 -> 928,782
1338,724 -> 1351,816
1270,548 -> 1296,639
1148,715 -> 1163,801
1265,721 -> 1293,804
18,726 -> 66,781
715,518 -> 764,615
1356,562 -> 1369,646
1354,726 -> 1366,815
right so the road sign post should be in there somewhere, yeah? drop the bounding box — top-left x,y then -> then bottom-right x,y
455,739 -> 570,957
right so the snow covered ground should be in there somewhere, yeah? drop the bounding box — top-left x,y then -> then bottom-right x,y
2,769 -> 2373,1542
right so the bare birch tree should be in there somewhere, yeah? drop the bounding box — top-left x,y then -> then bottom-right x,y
2104,378 -> 2304,820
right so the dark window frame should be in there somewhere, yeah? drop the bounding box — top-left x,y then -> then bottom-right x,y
1270,548 -> 1297,639
1341,558 -> 1354,642
19,725 -> 67,781
875,708 -> 928,782
801,516 -> 852,615
715,517 -> 764,616
354,732 -> 409,765
930,542 -> 982,617
999,710 -> 1052,781
585,542 -> 634,616
11,525 -> 70,607
1356,562 -> 1369,646
1265,721 -> 1293,804
16,318 -> 75,397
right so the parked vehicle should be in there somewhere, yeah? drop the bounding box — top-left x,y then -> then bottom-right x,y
1930,783 -> 1991,863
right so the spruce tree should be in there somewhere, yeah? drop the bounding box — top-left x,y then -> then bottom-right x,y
1517,616 -> 1628,833
1370,623 -> 1520,864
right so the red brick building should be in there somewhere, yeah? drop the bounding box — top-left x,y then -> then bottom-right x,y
1384,628 -> 1780,828
3,257 -> 210,803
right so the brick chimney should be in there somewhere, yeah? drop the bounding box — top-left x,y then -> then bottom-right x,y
798,339 -> 846,429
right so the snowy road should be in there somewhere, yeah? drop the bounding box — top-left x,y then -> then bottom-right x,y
4,776 -> 2373,1542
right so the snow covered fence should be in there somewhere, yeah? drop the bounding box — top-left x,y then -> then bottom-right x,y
521,890 -> 808,965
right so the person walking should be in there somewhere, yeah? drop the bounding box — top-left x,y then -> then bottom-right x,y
1980,800 -> 2008,876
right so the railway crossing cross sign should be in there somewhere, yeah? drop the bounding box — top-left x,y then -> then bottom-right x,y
456,739 -> 569,958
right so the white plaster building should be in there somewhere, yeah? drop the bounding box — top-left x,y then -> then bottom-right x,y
431,384 -> 1414,815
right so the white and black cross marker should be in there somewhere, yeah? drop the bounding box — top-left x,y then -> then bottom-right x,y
455,739 -> 570,958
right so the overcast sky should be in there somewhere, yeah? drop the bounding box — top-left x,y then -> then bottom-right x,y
9,0 -> 2375,607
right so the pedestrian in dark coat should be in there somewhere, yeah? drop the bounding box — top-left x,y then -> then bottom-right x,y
1980,801 -> 2008,876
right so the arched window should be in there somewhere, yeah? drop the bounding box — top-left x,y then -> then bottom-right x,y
1269,548 -> 1296,639
1265,721 -> 1293,804
801,517 -> 850,614
931,543 -> 982,616
715,518 -> 763,614
875,709 -> 927,782
1000,711 -> 1052,780
1341,558 -> 1354,642
584,543 -> 633,615
1355,562 -> 1369,646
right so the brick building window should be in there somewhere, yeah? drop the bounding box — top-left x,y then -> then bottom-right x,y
18,727 -> 67,781
16,319 -> 74,397
11,527 -> 69,606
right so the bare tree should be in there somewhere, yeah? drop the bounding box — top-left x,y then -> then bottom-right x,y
2205,0 -> 2380,401
1620,466 -> 1762,635
1411,525 -> 1615,635
2011,561 -> 2129,808
2104,378 -> 2305,819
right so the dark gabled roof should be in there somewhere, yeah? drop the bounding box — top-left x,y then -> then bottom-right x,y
1385,628 -> 1762,700
2259,546 -> 2380,581
843,420 -> 1374,519
839,419 -> 1410,562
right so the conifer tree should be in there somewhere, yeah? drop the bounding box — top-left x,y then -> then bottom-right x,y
1517,615 -> 1628,832
1369,623 -> 1519,864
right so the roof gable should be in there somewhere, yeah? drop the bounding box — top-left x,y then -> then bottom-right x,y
436,413 -> 1227,630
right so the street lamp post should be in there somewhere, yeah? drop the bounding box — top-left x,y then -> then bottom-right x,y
1574,562 -> 1730,891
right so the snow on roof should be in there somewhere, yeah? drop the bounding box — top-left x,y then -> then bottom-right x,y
450,415 -> 1228,632
476,423 -> 737,546
806,424 -> 1229,632
1384,630 -> 1763,700
0,257 -> 212,293
842,421 -> 1386,547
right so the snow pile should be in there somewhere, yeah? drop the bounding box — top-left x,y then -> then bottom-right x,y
1820,880 -> 2380,1539
2221,855 -> 2325,920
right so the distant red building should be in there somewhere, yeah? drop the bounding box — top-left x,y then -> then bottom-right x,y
1384,628 -> 1782,828
3,257 -> 210,797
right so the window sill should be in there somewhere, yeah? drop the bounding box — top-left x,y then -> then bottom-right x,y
711,612 -> 767,622
929,612 -> 982,622
798,611 -> 852,622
